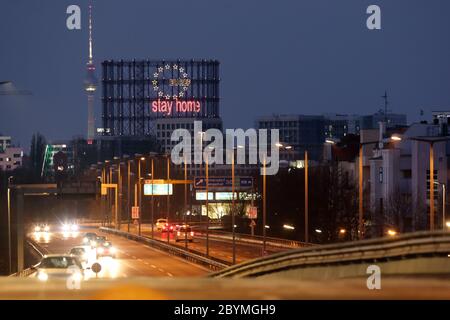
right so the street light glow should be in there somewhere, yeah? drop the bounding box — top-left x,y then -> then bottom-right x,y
391,135 -> 402,141
387,229 -> 397,236
446,221 -> 450,228
283,224 -> 295,230
339,228 -> 346,234
315,229 -> 322,233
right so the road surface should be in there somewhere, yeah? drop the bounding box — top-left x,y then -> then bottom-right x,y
30,226 -> 208,278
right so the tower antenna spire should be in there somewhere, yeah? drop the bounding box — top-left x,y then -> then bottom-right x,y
88,4 -> 93,64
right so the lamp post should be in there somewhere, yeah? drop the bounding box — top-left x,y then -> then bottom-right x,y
443,183 -> 446,231
151,157 -> 155,240
304,150 -> 308,243
231,148 -> 236,264
7,176 -> 13,274
184,157 -> 188,249
137,155 -> 145,236
205,156 -> 209,256
262,156 -> 267,255
166,155 -> 170,244
127,159 -> 132,233
410,137 -> 450,231
358,135 -> 403,239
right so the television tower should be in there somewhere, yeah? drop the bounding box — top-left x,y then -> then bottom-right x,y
84,4 -> 98,144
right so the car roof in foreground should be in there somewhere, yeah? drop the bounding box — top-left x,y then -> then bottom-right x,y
42,254 -> 76,259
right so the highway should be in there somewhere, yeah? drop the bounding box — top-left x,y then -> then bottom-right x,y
122,224 -> 287,264
30,226 -> 208,278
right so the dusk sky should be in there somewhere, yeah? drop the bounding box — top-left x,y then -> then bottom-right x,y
1,0 -> 450,150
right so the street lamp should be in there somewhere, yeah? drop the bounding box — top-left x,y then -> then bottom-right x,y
410,137 -> 450,231
7,176 -> 13,274
387,229 -> 397,237
358,134 -> 402,239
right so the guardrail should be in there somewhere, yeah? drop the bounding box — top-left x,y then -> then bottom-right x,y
195,229 -> 313,249
212,230 -> 450,279
99,227 -> 229,271
9,239 -> 47,277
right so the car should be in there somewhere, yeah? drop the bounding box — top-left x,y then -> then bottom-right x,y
156,219 -> 168,231
90,235 -> 107,248
33,254 -> 84,282
175,225 -> 194,242
62,222 -> 79,232
34,224 -> 50,233
82,232 -> 97,245
162,223 -> 174,233
69,246 -> 93,264
96,240 -> 116,258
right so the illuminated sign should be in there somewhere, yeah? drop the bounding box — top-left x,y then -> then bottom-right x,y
144,184 -> 173,196
150,63 -> 201,116
151,99 -> 201,116
215,192 -> 237,200
195,191 -> 214,200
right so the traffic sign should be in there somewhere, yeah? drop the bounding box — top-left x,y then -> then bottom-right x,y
132,206 -> 140,219
248,206 -> 258,219
194,176 -> 253,189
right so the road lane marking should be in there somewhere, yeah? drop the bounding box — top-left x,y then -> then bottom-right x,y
158,268 -> 164,272
166,272 -> 173,277
151,265 -> 156,268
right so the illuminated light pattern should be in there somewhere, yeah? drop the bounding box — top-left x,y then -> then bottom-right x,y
101,60 -> 219,135
152,63 -> 191,99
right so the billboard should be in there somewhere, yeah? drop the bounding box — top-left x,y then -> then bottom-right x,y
101,60 -> 220,136
144,183 -> 173,196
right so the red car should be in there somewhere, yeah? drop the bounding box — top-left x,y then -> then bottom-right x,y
96,241 -> 117,258
161,223 -> 174,233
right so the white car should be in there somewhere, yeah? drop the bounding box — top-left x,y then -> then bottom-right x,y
175,225 -> 194,242
69,246 -> 94,264
156,219 -> 168,231
33,254 -> 84,282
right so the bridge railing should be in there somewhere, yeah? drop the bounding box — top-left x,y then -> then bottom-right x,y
194,229 -> 313,249
212,230 -> 450,278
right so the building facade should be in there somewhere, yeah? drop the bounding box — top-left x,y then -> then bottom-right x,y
256,114 -> 326,162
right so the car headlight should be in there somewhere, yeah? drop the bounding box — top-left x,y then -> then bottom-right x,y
110,247 -> 116,254
37,271 -> 48,282
62,224 -> 69,231
34,226 -> 41,232
71,272 -> 82,282
71,224 -> 78,231
83,237 -> 88,243
44,225 -> 50,232
97,247 -> 104,254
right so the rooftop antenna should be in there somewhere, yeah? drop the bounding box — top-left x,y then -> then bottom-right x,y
381,90 -> 389,122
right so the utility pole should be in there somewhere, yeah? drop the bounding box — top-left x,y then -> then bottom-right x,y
304,150 -> 309,243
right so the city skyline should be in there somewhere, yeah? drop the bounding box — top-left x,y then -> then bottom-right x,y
1,0 -> 450,149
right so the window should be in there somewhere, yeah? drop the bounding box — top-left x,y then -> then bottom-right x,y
379,167 -> 383,183
402,170 -> 412,179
